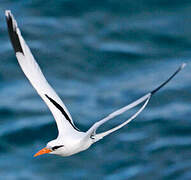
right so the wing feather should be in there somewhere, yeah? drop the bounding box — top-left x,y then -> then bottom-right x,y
87,63 -> 186,141
5,10 -> 79,136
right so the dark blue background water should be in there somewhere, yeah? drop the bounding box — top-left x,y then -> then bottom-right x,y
0,0 -> 191,179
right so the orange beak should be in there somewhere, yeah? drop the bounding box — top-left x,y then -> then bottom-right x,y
33,147 -> 52,157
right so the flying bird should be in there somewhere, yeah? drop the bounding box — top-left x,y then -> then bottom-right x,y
5,10 -> 186,157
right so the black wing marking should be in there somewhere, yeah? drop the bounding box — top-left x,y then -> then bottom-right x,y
45,94 -> 80,131
5,11 -> 24,54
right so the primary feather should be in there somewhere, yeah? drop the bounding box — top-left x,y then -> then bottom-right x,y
5,10 -> 79,136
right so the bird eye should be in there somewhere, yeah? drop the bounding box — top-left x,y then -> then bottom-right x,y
52,145 -> 64,151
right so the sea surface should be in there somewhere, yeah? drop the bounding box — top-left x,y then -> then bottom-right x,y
0,0 -> 191,179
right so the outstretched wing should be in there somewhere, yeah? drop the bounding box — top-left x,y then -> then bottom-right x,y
87,63 -> 186,142
5,10 -> 79,136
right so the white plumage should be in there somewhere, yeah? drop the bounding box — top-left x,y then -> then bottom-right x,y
5,10 -> 186,157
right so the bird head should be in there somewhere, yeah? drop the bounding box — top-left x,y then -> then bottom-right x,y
34,139 -> 64,157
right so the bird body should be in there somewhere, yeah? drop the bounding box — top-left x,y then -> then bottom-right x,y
5,10 -> 186,157
47,132 -> 93,156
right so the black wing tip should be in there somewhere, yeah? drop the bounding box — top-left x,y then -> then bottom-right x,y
151,63 -> 186,95
5,10 -> 24,54
5,10 -> 11,18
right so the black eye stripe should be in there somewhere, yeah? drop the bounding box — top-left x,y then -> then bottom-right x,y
52,145 -> 64,151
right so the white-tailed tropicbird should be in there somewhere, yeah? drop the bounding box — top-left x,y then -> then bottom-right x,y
5,10 -> 186,157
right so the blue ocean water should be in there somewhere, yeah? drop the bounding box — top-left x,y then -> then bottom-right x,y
0,0 -> 191,179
